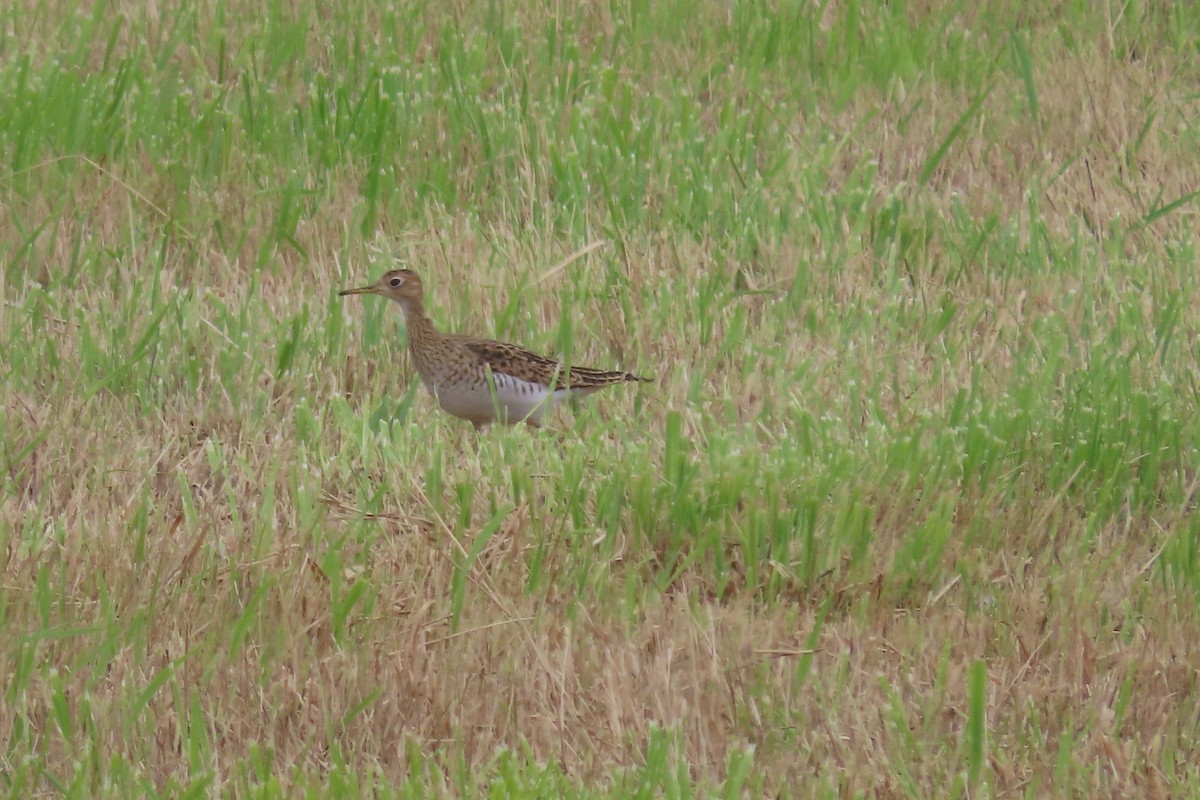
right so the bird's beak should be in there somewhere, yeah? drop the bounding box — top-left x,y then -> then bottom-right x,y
338,285 -> 376,297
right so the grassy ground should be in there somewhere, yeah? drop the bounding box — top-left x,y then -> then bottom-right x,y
3,0 -> 1200,796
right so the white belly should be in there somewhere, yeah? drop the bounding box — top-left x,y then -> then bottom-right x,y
426,372 -> 571,427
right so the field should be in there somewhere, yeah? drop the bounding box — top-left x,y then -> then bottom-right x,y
3,0 -> 1200,796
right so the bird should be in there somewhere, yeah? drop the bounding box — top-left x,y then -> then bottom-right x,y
339,268 -> 651,429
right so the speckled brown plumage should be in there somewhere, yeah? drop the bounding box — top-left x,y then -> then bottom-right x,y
459,339 -> 647,389
340,268 -> 650,428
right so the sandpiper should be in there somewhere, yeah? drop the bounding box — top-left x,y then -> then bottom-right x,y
340,269 -> 650,429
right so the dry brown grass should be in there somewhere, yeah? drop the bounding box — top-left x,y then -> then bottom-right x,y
4,0 -> 1200,796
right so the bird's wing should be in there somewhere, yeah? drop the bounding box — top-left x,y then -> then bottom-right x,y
459,337 -> 649,389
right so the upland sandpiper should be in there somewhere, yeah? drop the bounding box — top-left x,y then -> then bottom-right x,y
340,269 -> 650,429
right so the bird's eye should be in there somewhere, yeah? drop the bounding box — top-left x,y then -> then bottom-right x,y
389,277 -> 402,287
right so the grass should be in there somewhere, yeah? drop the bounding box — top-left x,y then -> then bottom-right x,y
3,0 -> 1200,796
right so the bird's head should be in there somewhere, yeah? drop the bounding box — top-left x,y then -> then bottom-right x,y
339,268 -> 424,308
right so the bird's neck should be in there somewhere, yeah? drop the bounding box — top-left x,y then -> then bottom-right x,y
397,297 -> 440,346
396,297 -> 448,385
